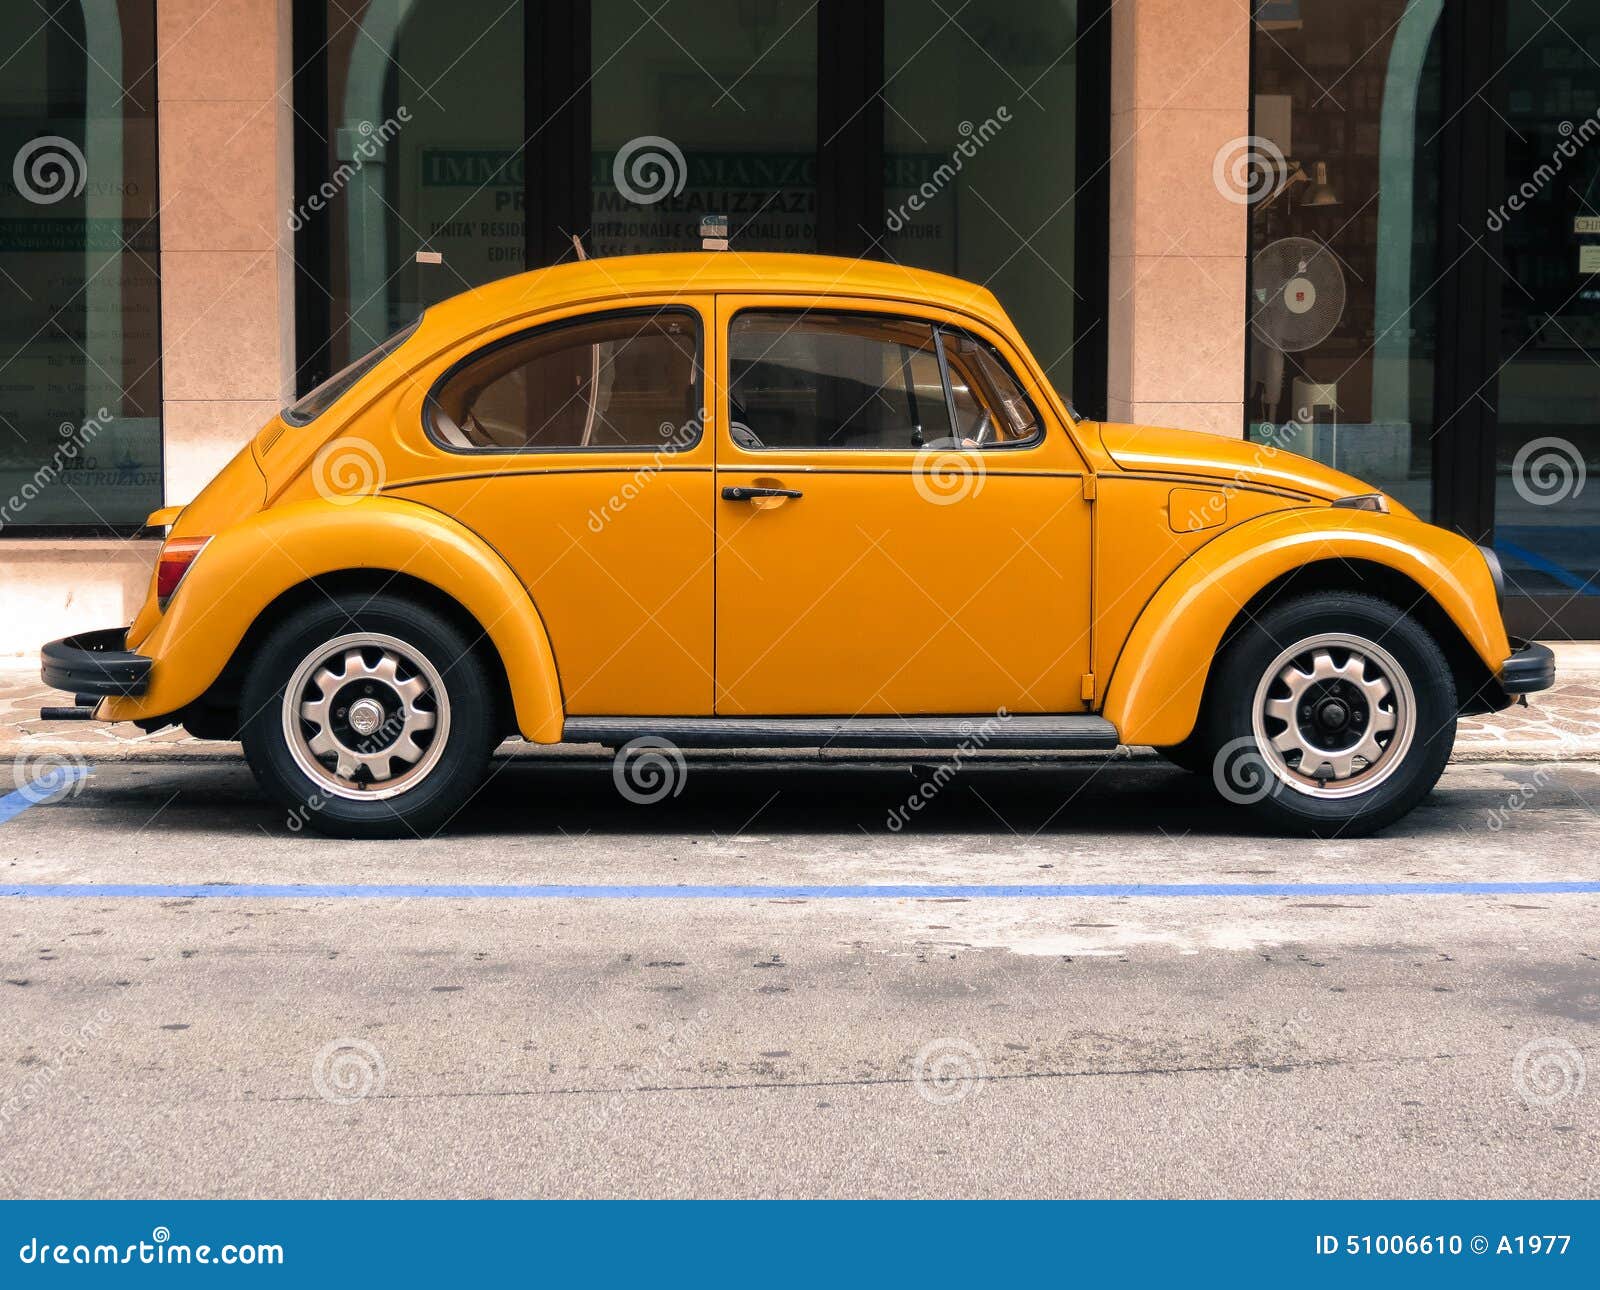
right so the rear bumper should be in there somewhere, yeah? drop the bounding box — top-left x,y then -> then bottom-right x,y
1501,638 -> 1556,695
41,627 -> 151,698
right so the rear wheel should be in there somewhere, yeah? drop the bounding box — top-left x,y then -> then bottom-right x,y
1204,592 -> 1455,836
1154,731 -> 1213,774
240,593 -> 495,838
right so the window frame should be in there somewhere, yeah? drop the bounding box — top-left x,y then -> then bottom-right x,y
934,324 -> 1046,453
421,305 -> 706,456
283,317 -> 422,428
725,307 -> 1045,455
0,0 -> 163,538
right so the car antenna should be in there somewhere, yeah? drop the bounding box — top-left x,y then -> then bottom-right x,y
570,233 -> 588,261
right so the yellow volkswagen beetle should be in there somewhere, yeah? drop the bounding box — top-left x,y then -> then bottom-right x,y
41,253 -> 1552,838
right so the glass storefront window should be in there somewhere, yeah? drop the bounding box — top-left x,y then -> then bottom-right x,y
0,0 -> 161,532
303,3 -> 1107,411
885,0 -> 1080,391
1247,0 -> 1443,519
1492,1 -> 1600,614
1250,0 -> 1599,635
590,0 -> 818,256
317,0 -> 526,374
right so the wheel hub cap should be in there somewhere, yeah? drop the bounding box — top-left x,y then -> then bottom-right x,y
1315,698 -> 1349,731
346,696 -> 386,738
1250,633 -> 1417,800
281,633 -> 452,802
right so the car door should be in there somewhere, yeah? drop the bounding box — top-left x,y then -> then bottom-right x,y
386,298 -> 716,716
713,294 -> 1092,717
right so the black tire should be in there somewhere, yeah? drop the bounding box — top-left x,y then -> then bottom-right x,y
1203,591 -> 1455,837
239,593 -> 496,839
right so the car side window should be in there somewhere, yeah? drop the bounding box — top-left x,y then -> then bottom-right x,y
939,328 -> 1043,447
728,311 -> 955,451
427,309 -> 702,452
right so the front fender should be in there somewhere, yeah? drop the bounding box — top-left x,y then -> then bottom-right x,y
101,497 -> 565,742
1102,508 -> 1509,747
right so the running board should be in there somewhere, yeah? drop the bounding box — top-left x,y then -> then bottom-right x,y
561,715 -> 1119,751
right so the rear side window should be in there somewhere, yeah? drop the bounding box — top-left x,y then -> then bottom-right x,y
427,309 -> 702,452
283,317 -> 420,426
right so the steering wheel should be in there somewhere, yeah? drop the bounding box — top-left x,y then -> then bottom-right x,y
729,420 -> 766,450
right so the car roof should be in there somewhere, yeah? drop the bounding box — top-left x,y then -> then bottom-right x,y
423,251 -> 1011,335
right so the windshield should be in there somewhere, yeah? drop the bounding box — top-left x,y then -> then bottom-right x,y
282,317 -> 421,426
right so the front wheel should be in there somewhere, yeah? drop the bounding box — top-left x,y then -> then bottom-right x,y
1204,592 -> 1456,837
240,594 -> 495,839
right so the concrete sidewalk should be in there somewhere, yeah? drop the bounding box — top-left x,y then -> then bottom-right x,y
5,646 -> 1600,764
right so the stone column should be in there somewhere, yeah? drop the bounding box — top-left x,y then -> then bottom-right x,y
1106,0 -> 1250,437
157,0 -> 296,503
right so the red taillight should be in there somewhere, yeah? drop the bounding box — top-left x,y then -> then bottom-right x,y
156,536 -> 210,607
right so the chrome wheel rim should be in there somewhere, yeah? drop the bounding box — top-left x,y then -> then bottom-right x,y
281,632 -> 450,802
1250,632 -> 1416,801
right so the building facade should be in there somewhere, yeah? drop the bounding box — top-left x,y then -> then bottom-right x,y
2,0 -> 1596,653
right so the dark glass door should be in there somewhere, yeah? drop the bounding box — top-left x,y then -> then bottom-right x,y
1245,1 -> 1598,639
1246,0 -> 1447,522
1490,1 -> 1600,638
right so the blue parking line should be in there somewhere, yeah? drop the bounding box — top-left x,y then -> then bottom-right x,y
0,767 -> 92,826
1,880 -> 1598,899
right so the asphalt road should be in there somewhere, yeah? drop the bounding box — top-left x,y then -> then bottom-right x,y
1,755 -> 1597,1199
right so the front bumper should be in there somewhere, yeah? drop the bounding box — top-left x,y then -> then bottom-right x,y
1501,638 -> 1556,695
41,627 -> 151,698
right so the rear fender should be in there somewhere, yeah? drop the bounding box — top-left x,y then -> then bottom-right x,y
100,497 -> 565,742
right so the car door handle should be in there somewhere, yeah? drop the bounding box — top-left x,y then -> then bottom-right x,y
722,486 -> 802,502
